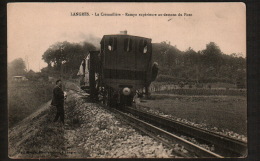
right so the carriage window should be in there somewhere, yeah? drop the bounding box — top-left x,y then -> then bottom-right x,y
139,40 -> 148,54
143,45 -> 148,53
107,37 -> 117,51
108,45 -> 112,51
124,38 -> 133,52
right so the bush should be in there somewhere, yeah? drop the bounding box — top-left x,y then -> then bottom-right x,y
156,75 -> 190,83
155,88 -> 246,96
200,77 -> 234,84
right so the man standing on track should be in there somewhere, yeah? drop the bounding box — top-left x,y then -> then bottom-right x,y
51,79 -> 66,124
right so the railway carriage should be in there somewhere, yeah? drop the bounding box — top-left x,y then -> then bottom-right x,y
79,32 -> 158,106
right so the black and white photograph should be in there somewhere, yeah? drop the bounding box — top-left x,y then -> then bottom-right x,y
7,2 -> 247,158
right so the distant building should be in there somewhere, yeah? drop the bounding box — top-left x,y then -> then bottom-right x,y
12,76 -> 28,82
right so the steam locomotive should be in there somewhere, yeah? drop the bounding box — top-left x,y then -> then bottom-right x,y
78,32 -> 158,106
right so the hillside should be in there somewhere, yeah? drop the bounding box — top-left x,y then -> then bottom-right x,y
8,81 -> 53,127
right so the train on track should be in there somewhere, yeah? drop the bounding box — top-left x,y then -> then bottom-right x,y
78,31 -> 158,106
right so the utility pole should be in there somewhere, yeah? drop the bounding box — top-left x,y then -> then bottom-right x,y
60,43 -> 64,79
25,55 -> 29,72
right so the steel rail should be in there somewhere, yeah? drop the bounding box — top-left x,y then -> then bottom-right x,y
113,108 -> 223,158
66,89 -> 243,158
112,109 -> 191,158
124,105 -> 247,157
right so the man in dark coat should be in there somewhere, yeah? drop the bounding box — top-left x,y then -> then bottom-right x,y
51,79 -> 65,124
151,62 -> 159,82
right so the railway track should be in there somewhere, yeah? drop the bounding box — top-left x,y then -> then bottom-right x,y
123,105 -> 247,157
111,108 -> 223,158
67,88 -> 247,158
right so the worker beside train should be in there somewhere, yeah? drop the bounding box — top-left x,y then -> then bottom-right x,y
51,79 -> 67,124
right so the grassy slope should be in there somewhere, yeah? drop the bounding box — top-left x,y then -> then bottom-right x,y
8,80 -> 54,127
141,94 -> 247,135
8,101 -> 68,158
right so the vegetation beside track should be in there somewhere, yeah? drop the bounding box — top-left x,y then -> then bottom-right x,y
8,80 -> 54,127
140,94 -> 247,136
150,82 -> 246,96
153,88 -> 246,96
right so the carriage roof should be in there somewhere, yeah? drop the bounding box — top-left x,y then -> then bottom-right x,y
101,34 -> 152,42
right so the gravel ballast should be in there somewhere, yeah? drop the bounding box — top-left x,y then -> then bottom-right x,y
65,91 -> 174,158
9,90 -> 175,158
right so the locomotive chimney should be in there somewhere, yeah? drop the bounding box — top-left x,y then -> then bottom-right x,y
120,30 -> 127,35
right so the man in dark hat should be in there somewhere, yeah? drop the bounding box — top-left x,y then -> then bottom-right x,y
51,79 -> 65,124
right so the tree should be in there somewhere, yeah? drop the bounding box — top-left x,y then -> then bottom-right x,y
42,42 -> 68,71
201,42 -> 223,77
183,47 -> 200,66
8,58 -> 26,76
42,41 -> 96,77
25,70 -> 37,81
183,47 -> 202,82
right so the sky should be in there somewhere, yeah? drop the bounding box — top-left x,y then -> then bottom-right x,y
8,2 -> 246,72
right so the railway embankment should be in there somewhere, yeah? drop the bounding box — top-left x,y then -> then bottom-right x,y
8,81 -> 53,128
8,90 -> 174,158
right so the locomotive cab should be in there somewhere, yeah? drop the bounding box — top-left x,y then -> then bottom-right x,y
88,33 -> 156,106
102,35 -> 152,88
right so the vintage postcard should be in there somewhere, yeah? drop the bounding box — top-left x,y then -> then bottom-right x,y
7,2 -> 246,159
